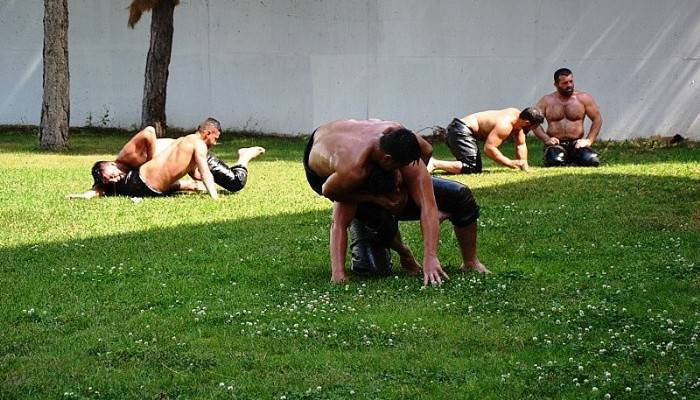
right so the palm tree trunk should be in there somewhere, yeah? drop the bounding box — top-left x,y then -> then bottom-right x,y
141,0 -> 175,136
40,0 -> 70,150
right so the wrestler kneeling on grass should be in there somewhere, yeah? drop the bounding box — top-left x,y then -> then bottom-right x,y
303,118 -> 488,284
66,118 -> 265,199
344,172 -> 490,279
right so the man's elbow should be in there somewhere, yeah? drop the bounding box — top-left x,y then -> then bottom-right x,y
142,126 -> 157,140
321,186 -> 339,202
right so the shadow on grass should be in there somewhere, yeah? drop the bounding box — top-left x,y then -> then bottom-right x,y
1,171 -> 698,398
2,171 -> 697,304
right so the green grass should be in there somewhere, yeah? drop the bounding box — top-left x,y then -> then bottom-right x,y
1,130 -> 699,399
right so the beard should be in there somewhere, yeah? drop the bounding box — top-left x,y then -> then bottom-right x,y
558,87 -> 574,97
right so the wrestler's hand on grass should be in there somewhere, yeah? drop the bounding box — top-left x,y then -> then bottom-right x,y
422,256 -> 449,287
575,138 -> 591,148
510,160 -> 529,171
330,271 -> 348,284
65,191 -> 98,200
545,137 -> 560,146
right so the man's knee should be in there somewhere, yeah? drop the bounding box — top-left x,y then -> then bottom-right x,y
460,157 -> 482,174
349,219 -> 392,277
208,153 -> 248,192
432,178 -> 480,226
543,145 -> 566,167
573,147 -> 600,167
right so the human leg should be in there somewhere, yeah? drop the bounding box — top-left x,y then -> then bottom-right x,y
350,202 -> 423,277
428,177 -> 489,273
543,144 -> 566,167
428,157 -> 467,174
115,126 -> 158,168
453,222 -> 490,273
348,217 -> 422,276
570,146 -> 600,167
445,118 -> 482,174
234,146 -> 266,168
349,219 -> 393,277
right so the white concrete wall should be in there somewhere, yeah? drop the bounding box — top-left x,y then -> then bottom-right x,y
1,0 -> 698,139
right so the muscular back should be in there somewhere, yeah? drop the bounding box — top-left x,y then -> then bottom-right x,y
462,108 -> 521,140
538,91 -> 591,140
140,134 -> 203,192
308,119 -> 402,179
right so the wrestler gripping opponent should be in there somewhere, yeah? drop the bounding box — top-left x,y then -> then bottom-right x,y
153,138 -> 264,194
347,175 -> 490,279
428,107 -> 544,174
533,68 -> 602,167
67,118 -> 264,199
304,119 -> 486,285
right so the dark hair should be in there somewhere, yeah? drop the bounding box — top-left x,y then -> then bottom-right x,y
554,68 -> 572,82
367,167 -> 397,194
198,117 -> 221,132
91,161 -> 109,187
519,107 -> 544,125
379,128 -> 421,165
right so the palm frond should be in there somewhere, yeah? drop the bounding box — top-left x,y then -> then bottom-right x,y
128,0 -> 180,28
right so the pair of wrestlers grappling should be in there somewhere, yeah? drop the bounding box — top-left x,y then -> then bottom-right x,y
70,118 -> 264,200
78,117 -> 485,285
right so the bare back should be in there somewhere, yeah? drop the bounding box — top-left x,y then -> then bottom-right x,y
461,108 -> 521,140
308,119 -> 402,179
538,91 -> 590,140
140,134 -> 203,192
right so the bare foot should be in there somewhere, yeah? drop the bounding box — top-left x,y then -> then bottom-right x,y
400,255 -> 422,276
236,146 -> 266,166
462,261 -> 491,274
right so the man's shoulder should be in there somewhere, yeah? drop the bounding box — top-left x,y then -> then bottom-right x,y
183,133 -> 205,143
502,107 -> 522,120
171,134 -> 205,151
399,160 -> 429,179
574,91 -> 596,102
540,92 -> 558,101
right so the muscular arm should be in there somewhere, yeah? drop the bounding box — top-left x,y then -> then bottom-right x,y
322,170 -> 400,209
483,124 -> 525,170
532,97 -> 558,145
514,131 -> 529,171
193,141 -> 218,199
582,94 -> 603,145
401,162 -> 447,285
416,135 -> 434,165
329,201 -> 358,283
66,185 -> 105,200
115,126 -> 157,168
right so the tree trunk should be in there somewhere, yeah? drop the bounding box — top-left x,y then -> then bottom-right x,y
39,0 -> 70,150
141,0 -> 175,136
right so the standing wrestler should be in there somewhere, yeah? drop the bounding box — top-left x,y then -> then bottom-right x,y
428,107 -> 544,174
533,68 -> 603,166
304,119 -> 484,285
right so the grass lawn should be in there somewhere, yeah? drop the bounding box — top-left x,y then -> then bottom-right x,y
0,129 -> 698,399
